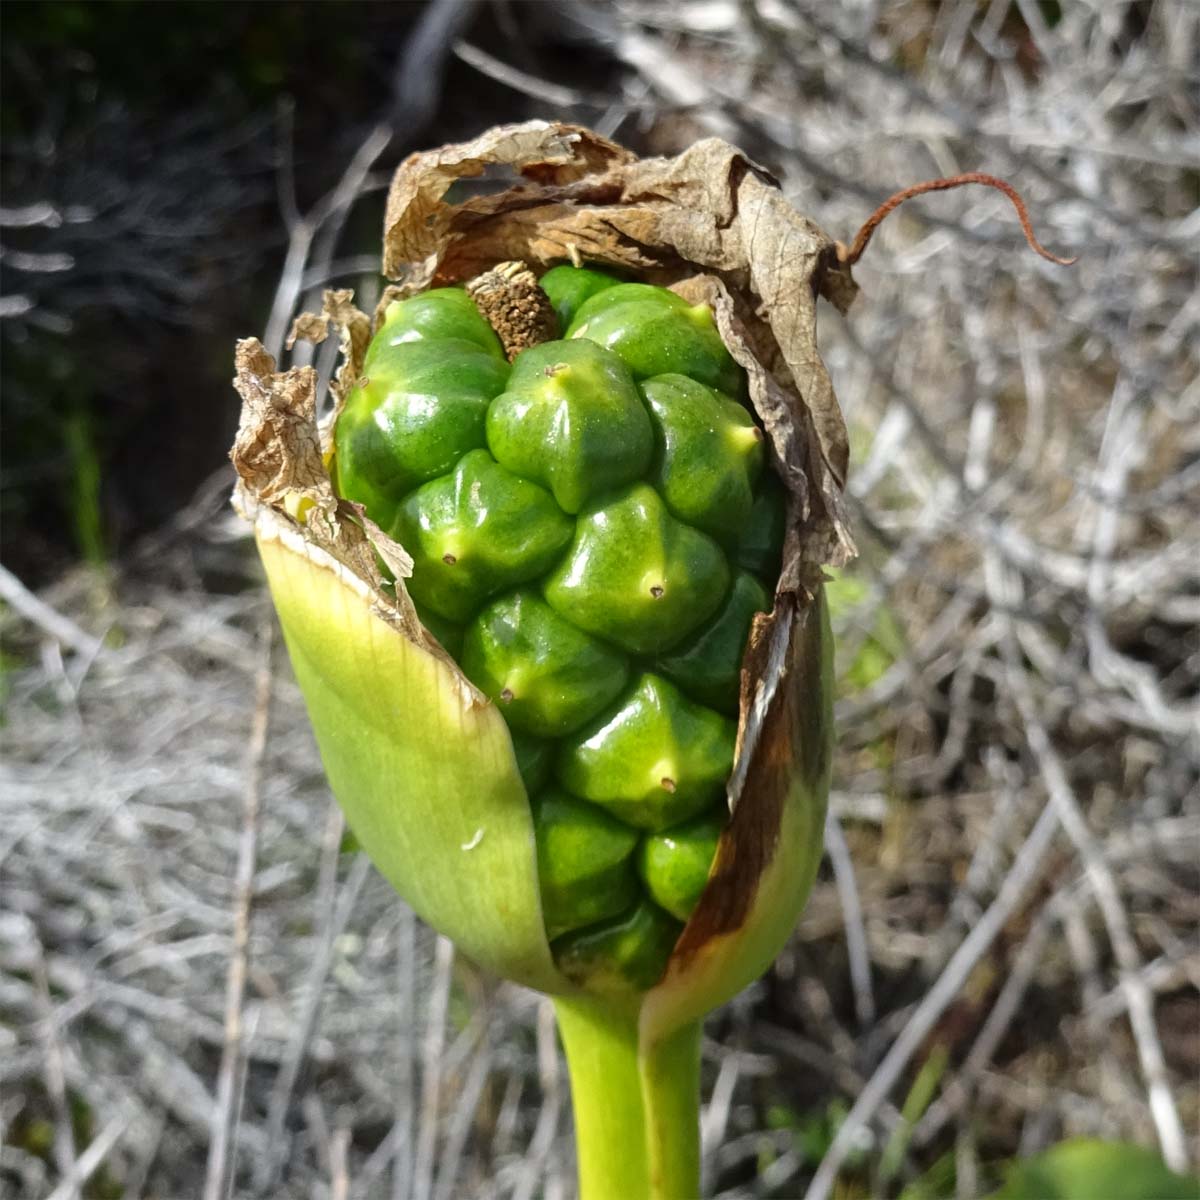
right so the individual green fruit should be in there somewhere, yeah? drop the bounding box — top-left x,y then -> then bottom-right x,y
641,373 -> 764,544
335,338 -> 509,530
486,339 -> 653,514
543,484 -> 729,655
372,287 -> 506,360
556,673 -> 736,831
637,812 -> 725,922
539,263 -> 624,329
533,789 -> 640,939
567,283 -> 743,395
734,475 -> 787,581
552,898 -> 683,993
391,450 -> 573,622
511,730 -> 554,794
657,571 -> 771,713
462,590 -> 630,737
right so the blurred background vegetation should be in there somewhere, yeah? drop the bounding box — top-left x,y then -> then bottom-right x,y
1,1 -> 618,581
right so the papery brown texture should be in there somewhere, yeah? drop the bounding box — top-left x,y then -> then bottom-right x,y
285,288 -> 374,450
230,338 -> 428,648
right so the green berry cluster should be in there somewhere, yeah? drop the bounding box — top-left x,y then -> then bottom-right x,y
334,266 -> 786,992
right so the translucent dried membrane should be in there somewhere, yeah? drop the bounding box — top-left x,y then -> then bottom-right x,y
332,272 -> 782,993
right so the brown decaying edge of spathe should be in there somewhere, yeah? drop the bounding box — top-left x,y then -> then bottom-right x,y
672,592 -> 830,960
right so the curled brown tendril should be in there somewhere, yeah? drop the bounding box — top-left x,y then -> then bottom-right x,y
837,172 -> 1078,267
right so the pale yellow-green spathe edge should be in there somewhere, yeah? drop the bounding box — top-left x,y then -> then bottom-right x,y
256,516 -> 567,995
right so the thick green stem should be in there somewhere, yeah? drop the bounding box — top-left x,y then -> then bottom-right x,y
553,995 -> 702,1200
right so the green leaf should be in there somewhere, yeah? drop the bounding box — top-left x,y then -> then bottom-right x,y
989,1139 -> 1200,1200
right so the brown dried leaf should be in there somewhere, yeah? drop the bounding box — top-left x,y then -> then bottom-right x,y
230,338 -> 330,514
284,290 -> 375,457
322,288 -> 372,409
382,121 -> 634,279
286,311 -> 331,350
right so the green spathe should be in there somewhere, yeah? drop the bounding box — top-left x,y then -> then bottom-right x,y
373,287 -> 506,360
638,591 -> 833,1040
642,373 -> 764,544
463,590 -> 630,738
412,601 -> 463,659
533,789 -> 640,939
543,484 -> 729,655
255,518 -> 565,994
556,673 -> 735,831
391,450 -> 573,623
638,812 -> 725,921
486,339 -> 652,514
335,338 -> 509,530
567,283 -> 743,395
658,571 -> 772,714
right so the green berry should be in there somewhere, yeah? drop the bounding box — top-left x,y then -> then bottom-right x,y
372,287 -> 506,360
463,591 -> 630,737
657,571 -> 771,714
567,283 -> 743,395
413,602 -> 464,659
391,450 -> 573,622
335,338 -> 509,530
486,339 -> 652,514
543,484 -> 729,655
641,373 -> 763,544
511,730 -> 554,794
556,673 -> 736,831
735,476 -> 787,581
533,790 -> 640,939
539,263 -> 624,329
551,898 -> 682,992
637,812 -> 724,922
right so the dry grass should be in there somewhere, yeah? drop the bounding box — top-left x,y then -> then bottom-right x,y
3,2 -> 1198,1197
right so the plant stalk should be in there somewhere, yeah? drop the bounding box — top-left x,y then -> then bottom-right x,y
553,995 -> 702,1200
